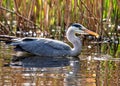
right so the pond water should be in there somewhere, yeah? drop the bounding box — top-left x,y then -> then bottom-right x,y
0,42 -> 120,86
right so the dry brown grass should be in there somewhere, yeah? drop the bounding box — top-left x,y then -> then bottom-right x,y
0,0 -> 118,36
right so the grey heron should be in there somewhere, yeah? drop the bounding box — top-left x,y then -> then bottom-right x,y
10,23 -> 99,57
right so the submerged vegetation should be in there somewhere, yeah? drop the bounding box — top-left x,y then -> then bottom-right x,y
0,0 -> 120,57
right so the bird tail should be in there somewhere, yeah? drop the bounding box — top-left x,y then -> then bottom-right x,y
0,35 -> 19,45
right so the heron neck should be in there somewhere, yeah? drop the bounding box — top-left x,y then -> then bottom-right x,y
66,28 -> 82,56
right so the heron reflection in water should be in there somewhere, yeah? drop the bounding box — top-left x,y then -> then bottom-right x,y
9,23 -> 99,57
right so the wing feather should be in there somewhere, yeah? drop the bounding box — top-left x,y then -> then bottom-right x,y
17,38 -> 71,56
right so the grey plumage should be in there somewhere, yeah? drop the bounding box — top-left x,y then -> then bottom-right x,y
11,38 -> 71,57
9,23 -> 99,57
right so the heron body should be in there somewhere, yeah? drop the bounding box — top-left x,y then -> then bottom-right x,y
10,23 -> 99,57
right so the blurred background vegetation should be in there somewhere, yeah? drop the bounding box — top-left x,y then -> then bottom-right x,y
0,0 -> 120,57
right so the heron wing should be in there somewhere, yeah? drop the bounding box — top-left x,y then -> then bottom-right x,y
41,38 -> 71,50
13,38 -> 71,56
10,37 -> 38,45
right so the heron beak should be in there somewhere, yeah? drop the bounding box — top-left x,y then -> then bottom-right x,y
84,29 -> 99,38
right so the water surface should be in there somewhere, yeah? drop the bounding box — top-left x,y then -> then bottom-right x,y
0,42 -> 120,86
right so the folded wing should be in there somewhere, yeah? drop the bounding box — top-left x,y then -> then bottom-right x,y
11,38 -> 71,56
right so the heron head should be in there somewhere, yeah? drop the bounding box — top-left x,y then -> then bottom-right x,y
71,23 -> 99,38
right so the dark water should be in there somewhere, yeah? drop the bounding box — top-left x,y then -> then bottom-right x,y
0,42 -> 120,86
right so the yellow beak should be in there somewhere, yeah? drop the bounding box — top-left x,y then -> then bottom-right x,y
84,29 -> 99,38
